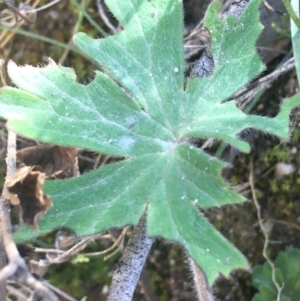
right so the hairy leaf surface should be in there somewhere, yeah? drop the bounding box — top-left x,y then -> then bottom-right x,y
0,0 -> 299,283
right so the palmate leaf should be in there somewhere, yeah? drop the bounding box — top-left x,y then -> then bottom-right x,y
0,0 -> 299,284
252,249 -> 300,301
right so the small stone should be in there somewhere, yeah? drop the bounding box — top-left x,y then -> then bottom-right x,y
275,162 -> 295,177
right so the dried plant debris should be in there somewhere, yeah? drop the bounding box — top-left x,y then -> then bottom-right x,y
0,2 -> 36,27
191,0 -> 250,78
8,145 -> 79,230
17,145 -> 80,179
191,48 -> 214,77
7,166 -> 52,230
17,243 -> 35,258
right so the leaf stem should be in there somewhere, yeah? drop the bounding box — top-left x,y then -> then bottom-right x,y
188,257 -> 215,301
106,213 -> 154,301
282,0 -> 300,30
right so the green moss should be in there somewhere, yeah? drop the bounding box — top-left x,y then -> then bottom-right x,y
282,180 -> 291,191
292,125 -> 300,143
270,180 -> 279,193
262,147 -> 290,163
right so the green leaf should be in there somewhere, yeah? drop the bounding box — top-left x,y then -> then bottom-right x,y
252,249 -> 300,301
0,0 -> 299,284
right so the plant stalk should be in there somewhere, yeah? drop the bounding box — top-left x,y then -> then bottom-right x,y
188,258 -> 215,301
106,213 -> 154,301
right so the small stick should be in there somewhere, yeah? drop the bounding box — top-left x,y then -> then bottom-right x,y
249,159 -> 284,301
84,227 -> 128,258
42,281 -> 79,301
234,57 -> 295,107
0,128 -> 58,300
4,1 -> 35,24
7,284 -> 28,301
40,233 -> 104,265
96,0 -> 118,34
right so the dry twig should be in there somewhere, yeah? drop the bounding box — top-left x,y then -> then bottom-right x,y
0,130 -> 58,300
249,159 -> 284,301
42,281 -> 79,301
39,232 -> 104,265
234,57 -> 295,108
83,227 -> 128,259
0,61 -> 58,300
96,0 -> 118,34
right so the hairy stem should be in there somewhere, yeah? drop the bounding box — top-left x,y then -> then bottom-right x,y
188,257 -> 215,301
106,213 -> 154,301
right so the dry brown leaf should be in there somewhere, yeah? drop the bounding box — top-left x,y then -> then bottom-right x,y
17,145 -> 79,178
17,243 -> 35,259
7,166 -> 52,230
